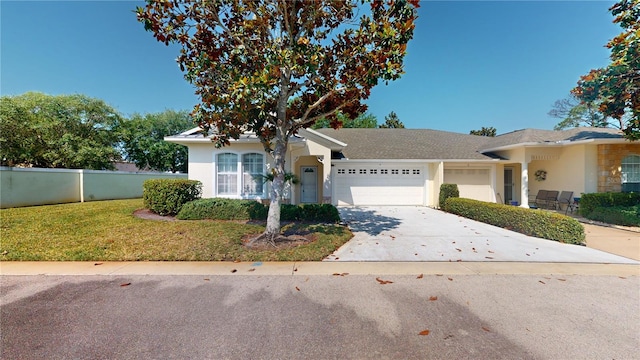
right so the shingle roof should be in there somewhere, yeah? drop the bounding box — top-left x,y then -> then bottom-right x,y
314,128 -> 495,160
314,127 -> 625,160
483,127 -> 623,150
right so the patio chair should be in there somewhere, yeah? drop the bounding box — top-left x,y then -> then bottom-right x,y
556,191 -> 573,214
544,190 -> 559,209
531,190 -> 548,208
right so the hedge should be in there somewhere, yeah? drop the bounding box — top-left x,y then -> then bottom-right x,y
177,198 -> 341,223
143,179 -> 202,216
176,198 -> 267,220
439,183 -> 459,209
586,205 -> 640,227
579,192 -> 640,217
444,197 -> 585,244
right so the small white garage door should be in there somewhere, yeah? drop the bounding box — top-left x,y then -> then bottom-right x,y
333,164 -> 427,205
443,168 -> 492,202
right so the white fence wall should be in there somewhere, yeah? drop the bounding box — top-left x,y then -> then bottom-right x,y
0,167 -> 187,208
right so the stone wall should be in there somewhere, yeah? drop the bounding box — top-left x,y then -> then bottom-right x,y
597,144 -> 640,192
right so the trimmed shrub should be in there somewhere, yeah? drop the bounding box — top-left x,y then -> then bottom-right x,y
177,198 -> 267,220
444,197 -> 585,244
143,179 -> 202,216
586,205 -> 640,226
299,204 -> 341,223
177,199 -> 340,223
439,183 -> 459,209
579,192 -> 640,217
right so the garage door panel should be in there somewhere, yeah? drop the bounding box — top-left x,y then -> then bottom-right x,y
334,164 -> 426,206
443,168 -> 492,202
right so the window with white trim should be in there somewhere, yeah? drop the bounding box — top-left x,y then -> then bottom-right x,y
622,154 -> 640,192
402,169 -> 410,175
413,169 -> 421,175
381,169 -> 388,175
216,152 -> 265,196
391,169 -> 399,175
217,153 -> 238,195
242,153 -> 264,195
338,169 -> 345,174
348,169 -> 356,174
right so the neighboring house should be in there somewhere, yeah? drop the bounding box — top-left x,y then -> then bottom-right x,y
165,127 -> 639,207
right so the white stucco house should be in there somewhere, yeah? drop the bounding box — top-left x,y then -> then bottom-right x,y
165,127 -> 640,208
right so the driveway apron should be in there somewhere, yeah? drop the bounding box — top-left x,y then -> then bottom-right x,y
325,206 -> 638,263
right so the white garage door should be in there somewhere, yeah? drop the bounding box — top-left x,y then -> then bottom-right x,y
443,168 -> 492,202
333,164 -> 426,205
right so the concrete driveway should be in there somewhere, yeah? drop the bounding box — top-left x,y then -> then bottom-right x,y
326,206 -> 638,263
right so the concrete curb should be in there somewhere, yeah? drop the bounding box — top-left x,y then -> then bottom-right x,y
1,261 -> 638,276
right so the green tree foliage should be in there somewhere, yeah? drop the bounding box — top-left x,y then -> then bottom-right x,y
548,94 -> 612,130
469,126 -> 497,137
119,110 -> 193,173
0,92 -> 121,169
572,0 -> 639,140
379,111 -> 405,128
137,0 -> 419,241
312,112 -> 378,129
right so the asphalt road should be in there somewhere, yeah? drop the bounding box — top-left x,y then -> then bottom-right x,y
1,274 -> 638,359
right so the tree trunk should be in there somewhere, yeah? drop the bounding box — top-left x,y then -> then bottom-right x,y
263,136 -> 287,241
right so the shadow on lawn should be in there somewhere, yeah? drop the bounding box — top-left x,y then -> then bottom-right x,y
338,207 -> 401,236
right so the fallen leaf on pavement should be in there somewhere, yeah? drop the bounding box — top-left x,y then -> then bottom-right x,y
419,330 -> 430,336
538,280 -> 546,284
295,286 -> 300,291
94,262 -> 103,266
231,269 -> 237,273
436,274 -> 443,277
416,274 -> 424,279
447,277 -> 453,281
120,283 -> 131,287
455,248 -> 462,252
619,276 -> 627,279
488,250 -> 494,253
203,278 -> 210,281
233,259 -> 240,263
429,296 -> 438,301
485,256 -> 494,259
376,277 -> 393,285
557,278 -> 566,281
248,268 -> 256,272
481,326 -> 491,332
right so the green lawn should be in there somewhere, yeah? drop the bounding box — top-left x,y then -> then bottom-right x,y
0,199 -> 352,261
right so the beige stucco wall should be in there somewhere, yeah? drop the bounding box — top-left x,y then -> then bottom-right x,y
289,139 -> 332,204
186,139 -> 331,204
427,162 -> 443,207
597,143 -> 640,192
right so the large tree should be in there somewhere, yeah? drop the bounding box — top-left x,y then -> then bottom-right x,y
0,92 -> 121,169
312,112 -> 378,129
137,0 -> 418,243
469,126 -> 496,137
119,110 -> 192,173
548,94 -> 612,130
379,111 -> 404,128
572,0 -> 639,140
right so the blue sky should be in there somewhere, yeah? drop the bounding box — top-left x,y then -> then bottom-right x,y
1,1 -> 619,134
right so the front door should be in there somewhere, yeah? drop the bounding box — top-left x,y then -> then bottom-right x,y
301,166 -> 318,203
504,168 -> 514,203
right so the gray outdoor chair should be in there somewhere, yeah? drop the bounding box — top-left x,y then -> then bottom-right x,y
556,191 -> 574,214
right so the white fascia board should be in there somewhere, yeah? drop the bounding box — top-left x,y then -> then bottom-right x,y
298,128 -> 347,149
481,138 -> 628,153
331,158 -> 503,163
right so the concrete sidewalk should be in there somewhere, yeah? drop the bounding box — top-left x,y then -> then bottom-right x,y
1,261 -> 638,276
